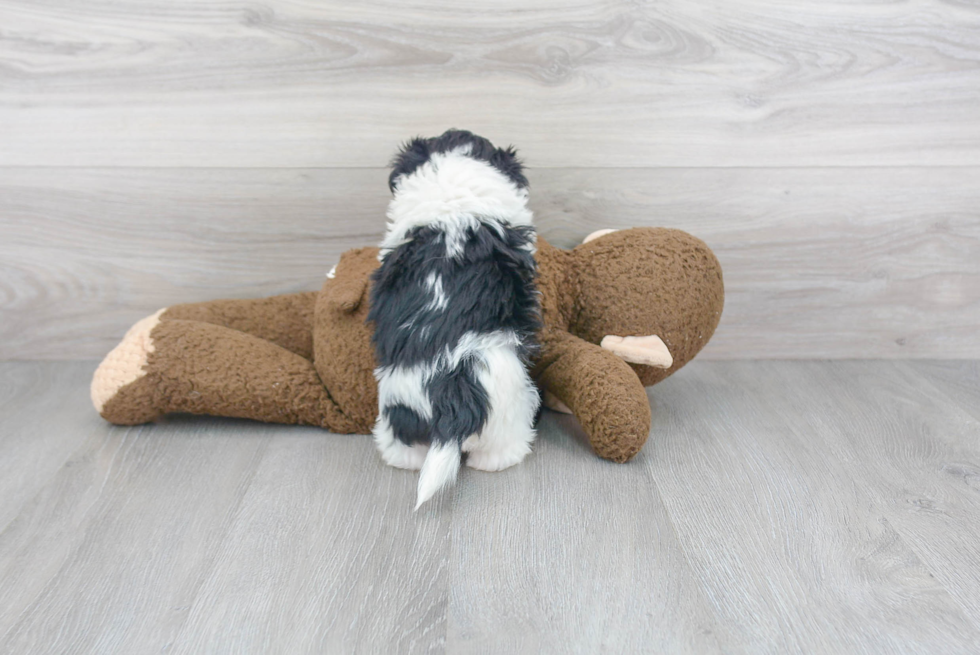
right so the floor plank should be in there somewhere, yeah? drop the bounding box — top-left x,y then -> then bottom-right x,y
167,428 -> 451,655
751,360 -> 980,636
3,167 -> 977,361
0,362 -> 108,533
2,1 -> 979,167
645,361 -> 980,654
904,360 -> 980,424
0,416 -> 270,653
446,413 -> 722,654
3,361 -> 980,653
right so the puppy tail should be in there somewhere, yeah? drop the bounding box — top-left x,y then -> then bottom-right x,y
415,441 -> 461,510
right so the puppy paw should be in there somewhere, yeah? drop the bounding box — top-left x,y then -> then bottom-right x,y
465,442 -> 531,472
91,309 -> 165,417
380,440 -> 430,471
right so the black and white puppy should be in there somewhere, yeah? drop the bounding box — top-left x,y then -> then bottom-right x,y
368,129 -> 541,508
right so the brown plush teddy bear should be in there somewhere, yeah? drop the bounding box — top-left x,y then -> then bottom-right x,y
91,227 -> 723,462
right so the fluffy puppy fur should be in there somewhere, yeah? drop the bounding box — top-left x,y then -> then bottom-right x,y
368,129 -> 541,508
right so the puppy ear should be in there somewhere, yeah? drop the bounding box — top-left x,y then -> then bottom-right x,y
388,137 -> 431,192
489,146 -> 528,189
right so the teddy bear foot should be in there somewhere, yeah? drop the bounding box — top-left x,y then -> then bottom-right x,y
90,309 -> 165,424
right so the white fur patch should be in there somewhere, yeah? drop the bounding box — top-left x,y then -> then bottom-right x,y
374,364 -> 433,420
373,330 -> 524,409
380,151 -> 532,260
373,329 -> 539,504
374,144 -> 537,503
416,443 -> 461,509
373,416 -> 430,471
445,329 -> 522,369
424,272 -> 448,311
462,337 -> 539,472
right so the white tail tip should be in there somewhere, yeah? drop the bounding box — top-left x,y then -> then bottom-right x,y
415,443 -> 461,510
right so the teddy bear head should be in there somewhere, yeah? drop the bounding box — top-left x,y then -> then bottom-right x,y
564,227 -> 725,386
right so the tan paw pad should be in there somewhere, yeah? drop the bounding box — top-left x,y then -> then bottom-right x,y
91,309 -> 164,413
601,334 -> 674,369
582,228 -> 619,244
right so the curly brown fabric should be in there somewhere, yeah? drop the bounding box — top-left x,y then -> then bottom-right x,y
95,228 -> 724,462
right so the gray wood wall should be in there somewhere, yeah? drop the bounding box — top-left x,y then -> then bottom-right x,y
2,0 -> 978,360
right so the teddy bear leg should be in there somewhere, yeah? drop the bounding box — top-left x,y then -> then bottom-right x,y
93,316 -> 362,433
161,291 -> 318,359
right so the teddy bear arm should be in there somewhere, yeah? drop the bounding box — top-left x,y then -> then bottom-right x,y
536,332 -> 652,463
161,291 -> 318,360
311,246 -> 383,434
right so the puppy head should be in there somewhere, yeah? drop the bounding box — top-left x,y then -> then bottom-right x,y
388,129 -> 528,193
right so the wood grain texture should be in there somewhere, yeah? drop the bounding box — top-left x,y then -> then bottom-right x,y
906,360 -> 980,423
3,361 -> 980,653
761,360 -> 980,634
446,414 -> 722,654
534,167 -> 980,360
646,361 -> 980,653
2,166 -> 977,360
1,0 -> 979,167
0,421 -> 269,654
167,429 -> 450,655
0,167 -> 389,360
0,368 -> 446,653
0,362 -> 109,534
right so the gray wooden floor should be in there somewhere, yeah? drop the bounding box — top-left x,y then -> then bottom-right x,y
1,360 -> 980,654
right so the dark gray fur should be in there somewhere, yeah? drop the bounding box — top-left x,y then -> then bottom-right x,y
369,131 -> 539,449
